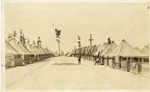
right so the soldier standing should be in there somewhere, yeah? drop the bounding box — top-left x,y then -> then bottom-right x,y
78,55 -> 81,65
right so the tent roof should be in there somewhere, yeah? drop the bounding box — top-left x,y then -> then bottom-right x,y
135,47 -> 141,53
93,44 -> 108,56
5,40 -> 19,54
92,45 -> 98,54
84,46 -> 89,54
9,41 -> 29,54
109,39 -> 145,57
141,46 -> 149,56
101,42 -> 118,57
34,46 -> 45,54
30,45 -> 40,54
81,47 -> 85,54
18,43 -> 31,54
86,46 -> 92,55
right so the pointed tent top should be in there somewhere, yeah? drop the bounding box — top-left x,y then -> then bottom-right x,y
122,39 -> 126,42
109,40 -> 145,57
101,42 -> 118,57
93,43 -> 108,56
5,40 -> 19,54
135,47 -> 141,52
142,45 -> 149,56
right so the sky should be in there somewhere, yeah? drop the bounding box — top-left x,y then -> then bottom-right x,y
5,2 -> 149,53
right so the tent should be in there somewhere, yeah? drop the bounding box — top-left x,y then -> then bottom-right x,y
18,43 -> 31,54
83,46 -> 89,56
25,43 -> 37,54
93,45 -> 98,55
109,39 -> 145,57
141,45 -> 149,62
81,47 -> 86,55
93,44 -> 108,57
101,42 -> 118,57
5,40 -> 22,67
141,46 -> 149,56
135,47 -> 141,53
5,40 -> 19,54
90,45 -> 98,56
86,46 -> 92,56
9,41 -> 28,54
108,39 -> 146,73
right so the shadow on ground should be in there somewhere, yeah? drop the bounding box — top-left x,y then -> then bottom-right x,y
52,63 -> 79,65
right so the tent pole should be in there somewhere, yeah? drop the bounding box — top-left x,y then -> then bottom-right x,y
107,56 -> 109,66
119,56 -> 121,68
127,57 -> 130,72
138,57 -> 142,74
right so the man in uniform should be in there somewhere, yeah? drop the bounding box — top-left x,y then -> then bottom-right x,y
78,55 -> 81,65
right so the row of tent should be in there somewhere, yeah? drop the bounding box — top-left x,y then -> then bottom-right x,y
69,39 -> 149,59
5,40 -> 55,68
67,39 -> 149,73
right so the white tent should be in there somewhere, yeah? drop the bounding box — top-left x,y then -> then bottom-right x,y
135,47 -> 141,53
93,44 -> 108,56
109,39 -> 145,57
141,45 -> 149,56
5,40 -> 19,54
101,42 -> 118,57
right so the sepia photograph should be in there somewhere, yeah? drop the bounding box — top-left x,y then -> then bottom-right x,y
1,0 -> 150,92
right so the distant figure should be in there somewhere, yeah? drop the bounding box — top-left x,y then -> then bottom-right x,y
78,55 -> 81,65
95,57 -> 100,65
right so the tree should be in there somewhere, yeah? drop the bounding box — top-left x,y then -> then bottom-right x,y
55,28 -> 61,56
107,38 -> 111,45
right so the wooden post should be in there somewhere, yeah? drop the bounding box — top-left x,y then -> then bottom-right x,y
112,57 -> 115,68
38,54 -> 40,61
12,55 -> 15,67
107,56 -> 109,66
102,56 -> 104,65
138,58 -> 142,74
22,54 -> 25,65
119,56 -> 121,68
127,57 -> 130,72
112,57 -> 113,67
141,58 -> 143,72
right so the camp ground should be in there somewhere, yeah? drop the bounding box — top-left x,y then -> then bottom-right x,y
70,39 -> 149,75
5,31 -> 55,68
4,2 -> 150,91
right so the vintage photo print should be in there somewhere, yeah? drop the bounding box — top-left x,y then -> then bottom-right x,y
1,0 -> 150,92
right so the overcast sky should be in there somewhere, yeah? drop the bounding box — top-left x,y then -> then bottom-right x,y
5,2 -> 149,53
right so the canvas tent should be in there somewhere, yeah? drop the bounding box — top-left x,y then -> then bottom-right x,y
135,47 -> 141,53
109,40 -> 145,57
5,40 -> 22,67
93,44 -> 108,57
101,42 -> 118,57
90,45 -> 98,56
5,40 -> 19,54
141,46 -> 149,56
107,39 -> 145,73
141,45 -> 149,62
81,47 -> 85,55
